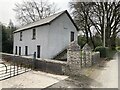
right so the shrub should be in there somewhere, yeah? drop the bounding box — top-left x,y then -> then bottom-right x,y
95,46 -> 109,58
116,46 -> 120,51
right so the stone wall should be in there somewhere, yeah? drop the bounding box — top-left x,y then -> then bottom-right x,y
67,41 -> 81,75
91,52 -> 100,65
1,43 -> 100,76
66,42 -> 100,75
2,53 -> 67,75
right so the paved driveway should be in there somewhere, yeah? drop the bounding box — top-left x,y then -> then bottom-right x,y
0,70 -> 68,89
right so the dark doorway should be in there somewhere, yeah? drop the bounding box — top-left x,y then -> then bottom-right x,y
19,47 -> 21,55
25,46 -> 28,56
15,46 -> 17,55
37,45 -> 40,58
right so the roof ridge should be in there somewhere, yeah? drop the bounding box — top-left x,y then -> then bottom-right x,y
14,10 -> 75,33
20,10 -> 66,28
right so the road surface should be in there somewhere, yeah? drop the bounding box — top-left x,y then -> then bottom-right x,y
47,52 -> 119,88
90,52 -> 119,88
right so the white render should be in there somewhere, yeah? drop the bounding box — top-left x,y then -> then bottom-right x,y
13,11 -> 78,59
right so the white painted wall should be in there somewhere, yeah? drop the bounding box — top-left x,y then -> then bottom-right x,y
13,25 -> 50,58
13,13 -> 78,59
48,13 -> 78,58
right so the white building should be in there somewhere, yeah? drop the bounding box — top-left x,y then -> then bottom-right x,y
13,10 -> 78,59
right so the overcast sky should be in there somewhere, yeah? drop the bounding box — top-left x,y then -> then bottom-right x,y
0,0 -> 70,26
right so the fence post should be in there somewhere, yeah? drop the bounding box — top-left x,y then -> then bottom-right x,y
13,54 -> 15,76
17,63 -> 18,75
80,50 -> 82,68
14,63 -> 15,76
84,51 -> 87,67
10,64 -> 11,77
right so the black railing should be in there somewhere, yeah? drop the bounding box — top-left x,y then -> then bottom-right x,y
0,52 -> 37,81
0,62 -> 31,81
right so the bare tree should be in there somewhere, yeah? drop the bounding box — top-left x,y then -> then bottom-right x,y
70,1 -> 120,49
13,0 -> 60,25
90,1 -> 120,48
70,2 -> 96,48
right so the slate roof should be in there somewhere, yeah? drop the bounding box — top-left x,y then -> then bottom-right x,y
14,10 -> 78,33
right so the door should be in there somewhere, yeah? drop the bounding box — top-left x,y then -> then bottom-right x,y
25,46 -> 28,56
15,46 -> 17,55
37,45 -> 40,58
19,47 -> 21,55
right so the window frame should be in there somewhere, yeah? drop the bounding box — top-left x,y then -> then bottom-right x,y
70,31 -> 74,42
32,28 -> 36,40
20,31 -> 22,41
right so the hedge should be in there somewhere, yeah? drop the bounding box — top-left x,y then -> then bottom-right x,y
116,46 -> 120,51
95,46 -> 109,58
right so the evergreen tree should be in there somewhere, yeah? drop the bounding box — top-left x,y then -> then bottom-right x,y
1,20 -> 16,53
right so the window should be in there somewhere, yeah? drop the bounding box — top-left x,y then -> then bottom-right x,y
37,45 -> 40,58
32,28 -> 36,40
25,46 -> 28,56
19,47 -> 21,55
20,32 -> 22,41
71,31 -> 74,42
15,46 -> 17,55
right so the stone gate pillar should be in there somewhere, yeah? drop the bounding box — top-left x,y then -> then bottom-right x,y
67,41 -> 81,75
82,43 -> 92,67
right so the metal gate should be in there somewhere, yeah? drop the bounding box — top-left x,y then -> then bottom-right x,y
0,52 -> 37,81
0,61 -> 31,81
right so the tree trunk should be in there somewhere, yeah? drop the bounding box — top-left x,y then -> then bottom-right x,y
111,30 -> 116,50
